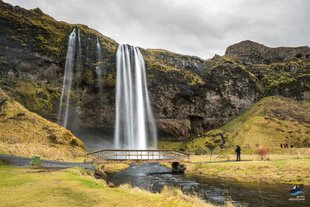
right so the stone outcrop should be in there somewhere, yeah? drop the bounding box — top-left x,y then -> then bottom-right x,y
226,40 -> 310,64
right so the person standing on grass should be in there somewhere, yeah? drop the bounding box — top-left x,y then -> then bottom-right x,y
235,145 -> 241,161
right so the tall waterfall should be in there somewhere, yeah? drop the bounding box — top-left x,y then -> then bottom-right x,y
57,28 -> 77,128
114,44 -> 157,149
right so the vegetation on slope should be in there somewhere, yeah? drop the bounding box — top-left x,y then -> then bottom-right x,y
159,96 -> 310,154
221,96 -> 310,148
0,89 -> 85,160
0,1 -> 117,58
246,59 -> 310,98
143,49 -> 205,87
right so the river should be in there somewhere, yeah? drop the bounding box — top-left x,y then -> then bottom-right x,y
106,163 -> 309,207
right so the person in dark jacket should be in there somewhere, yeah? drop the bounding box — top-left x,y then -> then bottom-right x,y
235,145 -> 241,161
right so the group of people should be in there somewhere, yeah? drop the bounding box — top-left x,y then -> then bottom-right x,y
280,143 -> 293,148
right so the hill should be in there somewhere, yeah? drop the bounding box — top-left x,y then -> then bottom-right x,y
185,96 -> 310,153
0,89 -> 85,160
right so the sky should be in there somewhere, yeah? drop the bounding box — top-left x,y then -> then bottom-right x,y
4,0 -> 310,59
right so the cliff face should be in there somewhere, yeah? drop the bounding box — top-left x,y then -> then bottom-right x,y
0,1 -> 309,146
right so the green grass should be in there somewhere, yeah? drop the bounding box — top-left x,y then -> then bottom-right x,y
158,140 -> 186,150
303,101 -> 310,107
186,157 -> 310,185
185,96 -> 310,154
0,165 -> 225,207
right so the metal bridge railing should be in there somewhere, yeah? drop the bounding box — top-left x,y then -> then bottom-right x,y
87,149 -> 190,161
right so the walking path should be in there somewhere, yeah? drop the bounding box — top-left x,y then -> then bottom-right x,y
0,154 -> 94,169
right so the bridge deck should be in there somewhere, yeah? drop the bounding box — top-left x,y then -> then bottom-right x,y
87,149 -> 190,162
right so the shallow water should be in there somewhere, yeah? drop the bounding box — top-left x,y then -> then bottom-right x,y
106,163 -> 309,207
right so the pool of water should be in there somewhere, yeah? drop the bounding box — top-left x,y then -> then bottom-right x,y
106,163 -> 309,207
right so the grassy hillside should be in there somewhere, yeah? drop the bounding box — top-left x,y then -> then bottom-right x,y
161,96 -> 310,153
0,89 -> 85,161
221,96 -> 309,148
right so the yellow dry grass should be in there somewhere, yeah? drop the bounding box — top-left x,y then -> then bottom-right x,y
99,162 -> 130,173
186,157 -> 310,185
0,89 -> 85,161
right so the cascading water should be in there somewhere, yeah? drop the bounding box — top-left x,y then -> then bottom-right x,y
96,37 -> 104,93
57,28 -> 77,128
114,44 -> 157,150
76,29 -> 82,71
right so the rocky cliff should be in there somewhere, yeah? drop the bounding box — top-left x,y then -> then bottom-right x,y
0,1 -> 309,149
226,40 -> 310,64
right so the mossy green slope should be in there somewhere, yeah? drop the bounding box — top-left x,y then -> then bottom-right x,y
0,89 -> 85,161
185,96 -> 310,153
223,96 -> 309,147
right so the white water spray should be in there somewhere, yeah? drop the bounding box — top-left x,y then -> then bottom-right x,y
57,28 -> 77,128
114,44 -> 157,150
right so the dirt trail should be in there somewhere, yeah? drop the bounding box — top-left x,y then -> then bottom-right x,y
0,154 -> 94,169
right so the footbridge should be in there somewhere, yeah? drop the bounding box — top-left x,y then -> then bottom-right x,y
87,149 -> 190,162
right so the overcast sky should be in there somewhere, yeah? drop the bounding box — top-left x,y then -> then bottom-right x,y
4,0 -> 310,58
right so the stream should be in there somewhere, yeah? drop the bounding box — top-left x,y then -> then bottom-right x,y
106,163 -> 309,207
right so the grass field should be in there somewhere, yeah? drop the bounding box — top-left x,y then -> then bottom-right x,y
185,156 -> 310,185
0,165 -> 238,207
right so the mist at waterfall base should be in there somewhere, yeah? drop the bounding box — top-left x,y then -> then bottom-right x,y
114,44 -> 157,150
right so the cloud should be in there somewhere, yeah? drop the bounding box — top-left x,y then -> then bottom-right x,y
4,0 -> 310,58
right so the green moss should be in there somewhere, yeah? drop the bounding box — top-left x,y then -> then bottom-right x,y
185,135 -> 222,155
13,81 -> 59,116
104,74 -> 116,87
247,60 -> 310,97
303,101 -> 310,108
158,140 -> 186,151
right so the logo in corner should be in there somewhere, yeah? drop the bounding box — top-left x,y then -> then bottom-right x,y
289,185 -> 304,196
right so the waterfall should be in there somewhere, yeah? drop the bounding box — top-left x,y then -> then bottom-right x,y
96,37 -> 103,76
96,37 -> 104,94
114,44 -> 157,150
57,28 -> 77,128
76,29 -> 82,71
